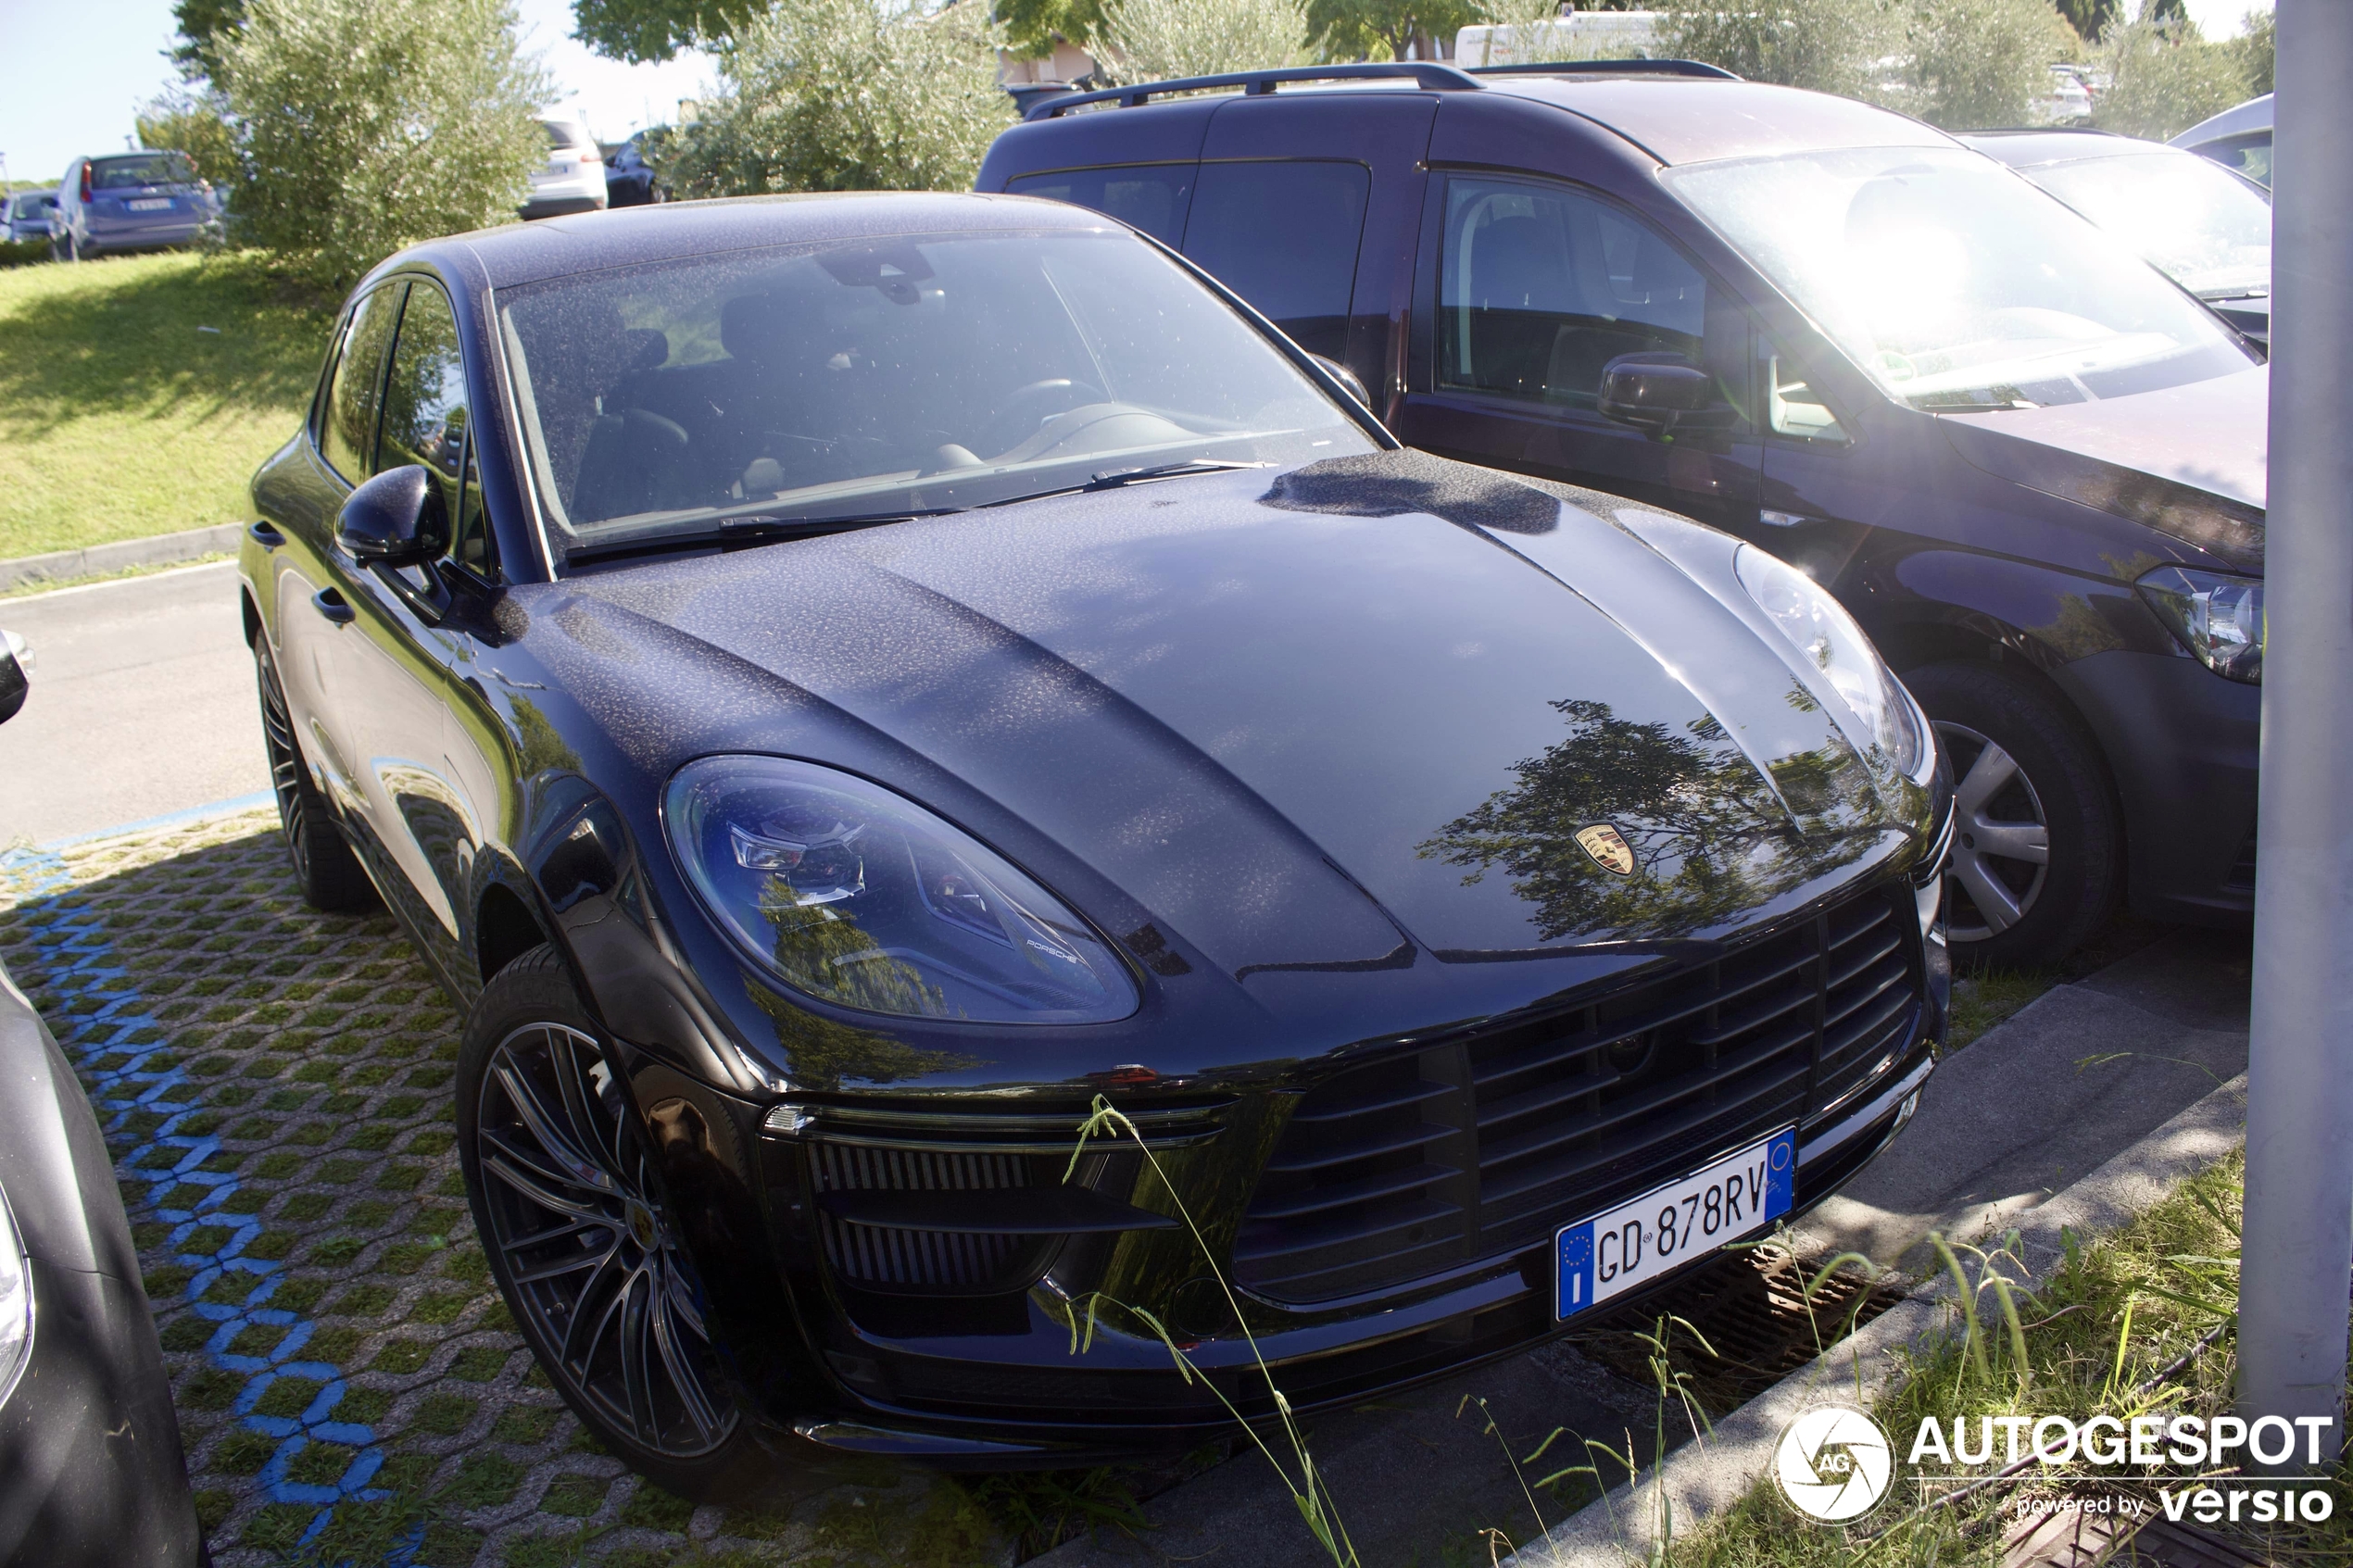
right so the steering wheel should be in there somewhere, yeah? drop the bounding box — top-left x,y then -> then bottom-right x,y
979,378 -> 1104,458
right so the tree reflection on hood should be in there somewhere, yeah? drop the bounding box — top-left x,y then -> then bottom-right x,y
1417,696 -> 1882,944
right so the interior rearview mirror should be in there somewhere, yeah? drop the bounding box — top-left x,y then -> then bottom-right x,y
338,465 -> 449,567
1598,353 -> 1734,439
0,629 -> 31,726
1309,354 -> 1375,414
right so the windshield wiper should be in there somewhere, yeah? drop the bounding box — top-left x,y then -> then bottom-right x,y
1082,458 -> 1269,491
565,508 -> 962,566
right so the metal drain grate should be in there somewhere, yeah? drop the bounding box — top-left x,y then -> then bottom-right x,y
1566,1245 -> 1908,1417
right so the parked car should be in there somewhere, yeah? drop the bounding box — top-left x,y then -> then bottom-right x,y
236,191 -> 1946,1487
1964,129 -> 2271,346
603,132 -> 669,207
47,151 -> 220,261
524,119 -> 608,220
2171,93 -> 2271,188
2036,63 -> 2095,124
0,631 -> 208,1568
5,191 -> 58,246
981,61 -> 2270,968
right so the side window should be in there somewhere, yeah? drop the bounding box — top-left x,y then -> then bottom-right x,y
1438,177 -> 1746,421
1005,164 -> 1194,245
1182,161 -> 1369,361
320,282 -> 405,482
378,282 -> 493,574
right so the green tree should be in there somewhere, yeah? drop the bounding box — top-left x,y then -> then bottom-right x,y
1000,0 -> 1112,58
569,0 -> 761,64
1306,0 -> 1481,62
2093,15 -> 2253,139
657,0 -> 1011,198
214,0 -> 550,288
1100,0 -> 1310,82
1655,0 -> 1900,99
171,0 -> 248,80
2233,7 -> 2274,95
1903,0 -> 2076,130
135,86 -> 239,182
2052,0 -> 2120,42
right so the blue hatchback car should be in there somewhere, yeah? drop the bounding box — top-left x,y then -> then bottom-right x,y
980,61 -> 2271,971
49,151 -> 220,261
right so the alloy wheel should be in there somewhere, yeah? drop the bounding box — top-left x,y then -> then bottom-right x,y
1934,720 -> 2051,944
256,646 -> 318,884
474,1022 -> 736,1459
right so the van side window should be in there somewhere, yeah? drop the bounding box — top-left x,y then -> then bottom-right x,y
319,282 -> 406,483
1438,177 -> 1746,422
1006,164 -> 1193,245
1182,161 -> 1370,361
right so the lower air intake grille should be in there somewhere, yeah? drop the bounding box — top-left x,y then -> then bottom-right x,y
812,1143 -> 1038,1293
1236,885 -> 1922,1306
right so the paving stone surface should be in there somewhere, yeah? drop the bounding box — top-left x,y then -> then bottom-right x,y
0,809 -> 1009,1568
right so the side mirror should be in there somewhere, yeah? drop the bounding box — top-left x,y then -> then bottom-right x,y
0,629 -> 31,726
1598,353 -> 1734,439
1308,354 -> 1375,413
338,465 -> 448,567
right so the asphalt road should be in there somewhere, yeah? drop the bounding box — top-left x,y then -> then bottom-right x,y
0,561 -> 268,846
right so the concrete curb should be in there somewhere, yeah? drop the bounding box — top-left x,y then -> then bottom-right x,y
0,523 -> 243,592
1504,1070 -> 2251,1567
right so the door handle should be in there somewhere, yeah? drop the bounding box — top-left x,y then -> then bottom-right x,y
311,587 -> 355,625
247,521 -> 284,548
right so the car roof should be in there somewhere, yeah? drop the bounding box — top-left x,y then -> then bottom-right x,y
1958,128 -> 2169,169
1455,76 -> 1951,166
2171,93 -> 2271,148
409,191 -> 1124,291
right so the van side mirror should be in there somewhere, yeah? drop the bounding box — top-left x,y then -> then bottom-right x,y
338,465 -> 448,567
0,630 -> 31,725
1598,353 -> 1734,439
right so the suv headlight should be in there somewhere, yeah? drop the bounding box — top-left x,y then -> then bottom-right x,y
2136,566 -> 2263,684
664,757 -> 1139,1024
1735,545 -> 1927,776
0,1189 -> 31,1411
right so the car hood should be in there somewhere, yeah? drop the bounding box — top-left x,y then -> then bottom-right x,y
534,453 -> 1922,988
1941,366 -> 2267,571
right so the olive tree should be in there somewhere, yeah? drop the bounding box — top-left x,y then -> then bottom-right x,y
657,0 -> 1011,199
214,0 -> 548,288
2093,16 -> 2256,140
1656,0 -> 1902,101
1901,0 -> 2076,130
1098,0 -> 1311,83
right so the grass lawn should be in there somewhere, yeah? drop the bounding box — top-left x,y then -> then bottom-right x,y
0,251 -> 331,560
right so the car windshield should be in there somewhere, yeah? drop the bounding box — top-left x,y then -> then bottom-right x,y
92,153 -> 195,190
1664,146 -> 2253,412
498,228 -> 1372,559
2024,150 -> 2271,300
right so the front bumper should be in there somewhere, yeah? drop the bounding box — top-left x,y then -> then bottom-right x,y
668,876 -> 1945,1465
2051,648 -> 2260,924
0,1262 -> 204,1568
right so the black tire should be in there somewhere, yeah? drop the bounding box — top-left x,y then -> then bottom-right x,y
253,638 -> 376,911
457,947 -> 752,1497
1906,661 -> 2119,971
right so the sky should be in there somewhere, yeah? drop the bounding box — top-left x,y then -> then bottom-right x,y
0,0 -> 716,185
0,0 -> 2274,188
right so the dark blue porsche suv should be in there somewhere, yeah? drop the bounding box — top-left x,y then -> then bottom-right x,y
980,61 -> 2271,969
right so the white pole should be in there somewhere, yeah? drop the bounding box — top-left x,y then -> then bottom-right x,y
2235,0 -> 2353,1461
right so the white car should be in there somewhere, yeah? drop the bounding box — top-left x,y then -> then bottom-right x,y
522,118 -> 609,220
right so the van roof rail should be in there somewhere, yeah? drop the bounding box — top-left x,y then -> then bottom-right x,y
1466,59 -> 1740,81
1026,61 -> 1482,121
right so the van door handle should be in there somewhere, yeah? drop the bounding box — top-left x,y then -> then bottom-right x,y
312,588 -> 355,625
248,521 -> 284,548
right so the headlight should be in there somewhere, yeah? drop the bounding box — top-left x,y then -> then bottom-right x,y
664,757 -> 1139,1024
2136,566 -> 2263,684
0,1189 -> 31,1411
1735,545 -> 1927,775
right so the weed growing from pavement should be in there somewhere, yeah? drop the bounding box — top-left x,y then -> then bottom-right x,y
1635,1152 -> 2353,1567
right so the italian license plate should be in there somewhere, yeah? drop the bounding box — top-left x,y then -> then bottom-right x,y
1554,1125 -> 1796,1319
129,198 -> 172,211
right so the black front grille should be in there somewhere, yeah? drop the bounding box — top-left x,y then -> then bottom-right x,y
1236,886 -> 1922,1306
